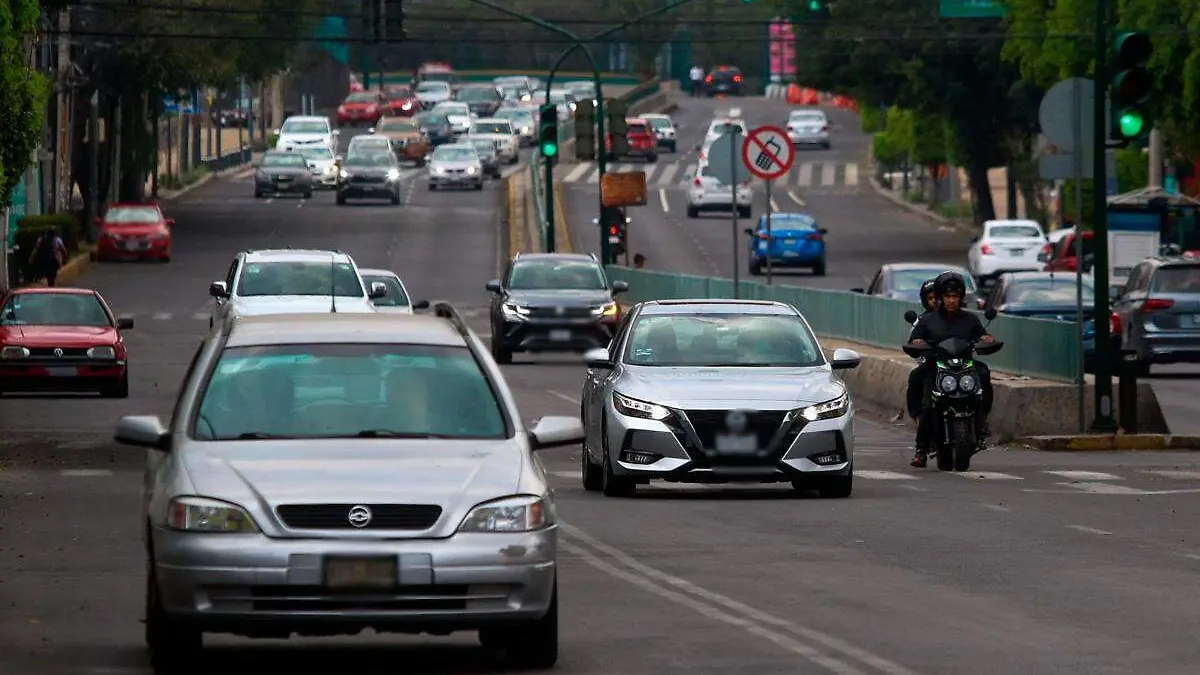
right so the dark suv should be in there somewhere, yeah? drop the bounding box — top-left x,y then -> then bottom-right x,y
704,66 -> 745,96
1113,256 -> 1200,374
486,253 -> 629,363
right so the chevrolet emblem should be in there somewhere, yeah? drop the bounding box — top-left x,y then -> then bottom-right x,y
555,306 -> 565,316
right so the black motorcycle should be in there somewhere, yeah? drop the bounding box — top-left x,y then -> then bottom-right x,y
902,308 -> 1004,472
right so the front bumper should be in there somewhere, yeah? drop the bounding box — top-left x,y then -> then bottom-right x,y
152,526 -> 557,636
1137,332 -> 1200,364
655,134 -> 677,149
256,178 -> 312,195
339,180 -> 398,198
752,253 -> 823,267
0,361 -> 126,392
496,315 -> 615,352
602,402 -> 854,484
788,132 -> 829,146
429,172 -> 483,188
97,236 -> 170,259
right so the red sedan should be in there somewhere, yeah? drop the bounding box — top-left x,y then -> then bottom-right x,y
0,287 -> 133,397
336,91 -> 384,126
381,86 -> 420,117
95,203 -> 173,262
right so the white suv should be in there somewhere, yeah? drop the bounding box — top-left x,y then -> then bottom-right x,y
468,118 -> 520,164
274,115 -> 338,153
208,249 -> 386,327
686,161 -> 752,219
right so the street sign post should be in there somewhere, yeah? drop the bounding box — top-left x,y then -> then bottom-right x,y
743,126 -> 796,285
708,131 -> 749,296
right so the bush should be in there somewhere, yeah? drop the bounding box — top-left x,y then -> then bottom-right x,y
13,213 -> 84,283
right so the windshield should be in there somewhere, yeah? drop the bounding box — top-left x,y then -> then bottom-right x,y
433,146 -> 477,162
1151,266 -> 1200,293
261,153 -> 307,168
421,72 -> 455,83
362,275 -> 411,307
710,122 -> 743,135
236,261 -> 364,297
647,118 -> 670,129
508,260 -> 606,290
344,152 -> 394,167
1,292 -> 111,327
438,105 -> 469,116
892,269 -> 977,293
378,120 -> 417,133
416,82 -> 449,94
298,147 -> 333,161
104,206 -> 160,223
280,120 -> 328,134
416,113 -> 446,127
468,140 -> 496,155
627,123 -> 649,134
385,87 -> 412,99
989,224 -> 1043,239
549,91 -> 568,103
192,343 -> 506,441
1007,279 -> 1094,304
497,110 -> 533,125
500,86 -> 527,98
459,88 -> 500,101
790,113 -> 825,123
624,313 -> 823,367
344,92 -> 376,104
473,122 -> 511,134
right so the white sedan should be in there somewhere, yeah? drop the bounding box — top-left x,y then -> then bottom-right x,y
686,161 -> 752,219
967,219 -> 1049,282
358,268 -> 429,314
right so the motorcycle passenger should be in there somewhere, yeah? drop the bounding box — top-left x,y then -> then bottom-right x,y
905,279 -> 939,423
908,272 -> 995,468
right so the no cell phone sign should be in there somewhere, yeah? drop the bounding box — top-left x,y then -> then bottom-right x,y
742,125 -> 795,181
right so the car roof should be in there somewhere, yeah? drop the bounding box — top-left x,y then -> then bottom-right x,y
789,108 -> 826,116
1003,271 -> 1093,282
885,262 -> 970,272
471,118 -> 509,123
283,115 -> 328,123
637,299 -> 798,316
436,143 -> 475,150
984,219 -> 1041,228
513,252 -> 597,263
243,249 -> 355,263
107,202 -> 160,209
226,313 -> 465,348
357,268 -> 399,278
640,113 -> 670,119
10,286 -> 96,296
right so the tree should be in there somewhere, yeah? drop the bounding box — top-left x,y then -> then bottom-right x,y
0,0 -> 49,209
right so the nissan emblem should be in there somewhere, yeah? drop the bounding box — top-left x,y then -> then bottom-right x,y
725,410 -> 749,433
555,306 -> 565,316
347,505 -> 373,528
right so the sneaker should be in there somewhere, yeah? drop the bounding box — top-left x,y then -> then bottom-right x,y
977,423 -> 991,452
910,450 -> 928,468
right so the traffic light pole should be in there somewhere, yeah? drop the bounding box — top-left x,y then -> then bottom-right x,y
1090,0 -> 1118,431
544,151 -> 556,252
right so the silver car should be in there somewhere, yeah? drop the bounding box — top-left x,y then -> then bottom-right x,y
115,308 -> 584,671
359,268 -> 430,314
428,143 -> 484,191
580,299 -> 861,497
786,109 -> 831,149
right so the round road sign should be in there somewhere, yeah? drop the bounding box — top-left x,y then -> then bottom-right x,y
742,125 -> 794,181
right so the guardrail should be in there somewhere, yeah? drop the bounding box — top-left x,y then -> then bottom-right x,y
199,146 -> 253,173
602,266 -> 1082,383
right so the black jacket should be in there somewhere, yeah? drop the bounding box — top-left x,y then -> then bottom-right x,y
907,309 -> 936,342
910,309 -> 988,345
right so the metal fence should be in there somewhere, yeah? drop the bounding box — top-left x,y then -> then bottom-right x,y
529,158 -> 548,251
199,147 -> 253,173
603,266 -> 1082,383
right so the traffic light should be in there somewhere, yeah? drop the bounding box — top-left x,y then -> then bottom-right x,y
384,0 -> 406,40
607,99 -> 628,159
574,99 -> 596,161
538,103 -> 558,159
1110,31 -> 1153,143
369,0 -> 384,42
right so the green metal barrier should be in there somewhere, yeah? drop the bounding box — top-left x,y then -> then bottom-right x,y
603,266 -> 1082,383
529,159 -> 548,251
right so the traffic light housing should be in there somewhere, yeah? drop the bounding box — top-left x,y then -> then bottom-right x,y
384,0 -> 406,40
369,0 -> 384,41
607,99 -> 629,158
574,99 -> 596,161
1110,31 -> 1153,143
538,103 -> 559,159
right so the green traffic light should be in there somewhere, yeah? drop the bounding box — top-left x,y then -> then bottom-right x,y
541,142 -> 558,158
808,0 -> 820,8
1118,110 -> 1145,138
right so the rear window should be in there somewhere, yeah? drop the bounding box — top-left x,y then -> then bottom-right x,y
1006,279 -> 1094,304
1151,266 -> 1200,293
104,206 -> 160,223
989,225 -> 1043,239
627,123 -> 649,134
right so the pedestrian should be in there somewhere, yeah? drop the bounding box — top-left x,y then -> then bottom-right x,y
689,65 -> 704,97
633,253 -> 646,269
29,226 -> 67,287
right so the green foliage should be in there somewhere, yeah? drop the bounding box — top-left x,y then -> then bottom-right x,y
0,0 -> 50,208
859,105 -> 884,133
912,115 -> 949,167
1060,148 -> 1150,227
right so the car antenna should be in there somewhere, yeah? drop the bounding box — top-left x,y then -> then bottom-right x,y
329,253 -> 338,313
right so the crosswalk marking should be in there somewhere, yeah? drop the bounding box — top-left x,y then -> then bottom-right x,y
563,163 -> 591,182
797,163 -> 812,186
559,160 -> 861,190
844,163 -> 858,186
657,163 -> 679,185
1143,469 -> 1200,480
951,471 -> 1023,480
820,163 -> 836,187
1046,470 -> 1123,481
856,470 -> 919,480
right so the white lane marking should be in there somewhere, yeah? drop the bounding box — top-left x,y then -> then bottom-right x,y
563,163 -> 591,182
1143,469 -> 1200,480
796,163 -> 813,187
952,471 -> 1023,480
192,312 -> 209,321
656,162 -> 679,186
979,503 -> 1010,512
844,163 -> 859,186
1045,470 -> 1123,481
787,189 -> 806,206
856,470 -> 918,480
60,469 -> 113,477
563,524 -> 923,675
820,163 -> 836,187
265,197 -> 274,204
1179,553 -> 1200,561
659,187 -> 670,213
585,167 -> 600,183
1066,525 -> 1112,536
1058,483 -> 1148,495
152,312 -> 171,321
897,484 -> 929,492
550,470 -> 580,479
231,167 -> 256,180
769,196 -> 780,212
548,390 -> 580,405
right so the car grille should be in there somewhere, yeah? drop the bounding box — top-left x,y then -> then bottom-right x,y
678,409 -> 796,465
276,504 -> 442,530
208,585 -> 485,613
27,347 -> 90,359
526,306 -> 594,319
352,175 -> 385,184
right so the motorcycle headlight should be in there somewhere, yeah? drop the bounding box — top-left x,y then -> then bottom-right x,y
167,496 -> 259,533
1,345 -> 30,359
958,374 -> 977,392
386,168 -> 400,181
457,495 -> 553,533
612,391 -> 672,421
591,302 -> 618,318
798,392 -> 849,422
87,346 -> 116,359
501,302 -> 529,320
939,374 -> 959,393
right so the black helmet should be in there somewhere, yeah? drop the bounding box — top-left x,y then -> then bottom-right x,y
934,271 -> 967,298
920,278 -> 937,298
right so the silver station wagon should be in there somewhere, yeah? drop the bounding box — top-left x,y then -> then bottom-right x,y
116,307 -> 583,671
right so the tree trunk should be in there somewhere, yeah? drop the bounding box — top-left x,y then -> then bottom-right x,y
965,160 -> 996,224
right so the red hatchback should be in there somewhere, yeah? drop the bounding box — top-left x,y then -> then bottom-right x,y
0,287 -> 133,397
337,91 -> 385,126
95,203 -> 173,262
381,86 -> 420,117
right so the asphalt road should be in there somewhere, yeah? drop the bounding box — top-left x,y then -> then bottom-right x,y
7,126 -> 1200,674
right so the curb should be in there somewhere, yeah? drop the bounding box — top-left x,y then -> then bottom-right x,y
1011,434 -> 1200,451
865,175 -> 979,235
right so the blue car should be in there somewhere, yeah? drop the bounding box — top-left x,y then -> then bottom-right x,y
745,213 -> 827,276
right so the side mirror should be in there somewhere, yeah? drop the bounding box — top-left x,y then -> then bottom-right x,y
584,347 -> 613,369
611,280 -> 629,294
1036,252 -> 1048,262
903,310 -> 919,323
528,415 -> 585,450
743,227 -> 755,236
164,218 -> 175,226
368,282 -> 388,299
485,279 -> 502,293
1109,286 -> 1121,301
850,287 -> 865,294
830,348 -> 861,371
209,280 -> 229,298
412,299 -> 431,310
984,308 -> 998,320
818,228 -> 828,235
367,127 -> 376,134
114,415 -> 170,451
272,128 -> 281,135
117,316 -> 134,330
331,129 -> 341,136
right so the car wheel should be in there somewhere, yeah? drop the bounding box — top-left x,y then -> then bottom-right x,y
490,338 -> 513,364
601,427 -> 636,498
749,259 -> 762,276
428,183 -> 437,191
821,142 -> 831,150
335,193 -> 347,205
146,567 -> 203,673
816,471 -> 853,499
812,259 -> 826,276
686,205 -> 699,218
390,191 -> 401,205
667,141 -> 676,153
474,182 -> 484,191
253,190 -> 263,198
499,580 -> 558,668
302,190 -> 313,199
581,438 -> 603,492
102,371 -> 130,399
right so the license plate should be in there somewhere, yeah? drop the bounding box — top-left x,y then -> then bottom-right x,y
119,241 -> 146,250
783,239 -> 797,245
1009,248 -> 1025,256
323,556 -> 396,589
782,251 -> 799,257
608,235 -> 621,244
46,366 -> 77,377
1193,314 -> 1200,323
714,433 -> 757,453
549,330 -> 571,341
276,175 -> 292,181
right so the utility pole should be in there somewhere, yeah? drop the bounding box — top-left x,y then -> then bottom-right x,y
1089,0 -> 1117,432
1148,128 -> 1164,186
87,89 -> 100,243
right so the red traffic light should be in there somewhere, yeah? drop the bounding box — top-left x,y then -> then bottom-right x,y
1115,31 -> 1152,68
1114,68 -> 1151,105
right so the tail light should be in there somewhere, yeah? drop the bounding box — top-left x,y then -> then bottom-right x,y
733,75 -> 743,83
609,225 -> 620,236
980,244 -> 994,255
756,232 -> 771,240
694,177 -> 703,187
1140,298 -> 1175,313
705,75 -> 713,83
805,233 -> 823,241
1110,312 -> 1122,334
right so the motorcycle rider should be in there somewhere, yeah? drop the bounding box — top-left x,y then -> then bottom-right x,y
905,279 -> 939,423
908,271 -> 995,468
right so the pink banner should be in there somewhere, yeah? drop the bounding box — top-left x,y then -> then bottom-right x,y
768,21 -> 796,76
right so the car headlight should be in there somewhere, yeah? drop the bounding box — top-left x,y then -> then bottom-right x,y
520,125 -> 530,134
502,302 -> 529,320
1,345 -> 30,359
339,169 -> 350,179
592,302 -> 618,318
87,346 -> 116,359
798,392 -> 849,422
167,496 -> 259,533
939,374 -> 958,393
613,391 -> 672,421
466,166 -> 477,174
457,495 -> 552,533
958,374 -> 977,392
386,168 -> 400,181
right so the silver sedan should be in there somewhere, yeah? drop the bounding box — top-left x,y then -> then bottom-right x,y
580,299 -> 861,498
115,308 -> 583,671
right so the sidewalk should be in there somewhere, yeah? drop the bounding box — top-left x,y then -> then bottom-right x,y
874,165 -> 1026,224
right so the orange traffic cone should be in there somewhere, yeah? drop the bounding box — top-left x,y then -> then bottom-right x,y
785,83 -> 802,104
800,88 -> 819,105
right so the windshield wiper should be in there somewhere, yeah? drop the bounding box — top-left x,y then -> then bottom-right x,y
235,432 -> 293,439
355,429 -> 456,439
